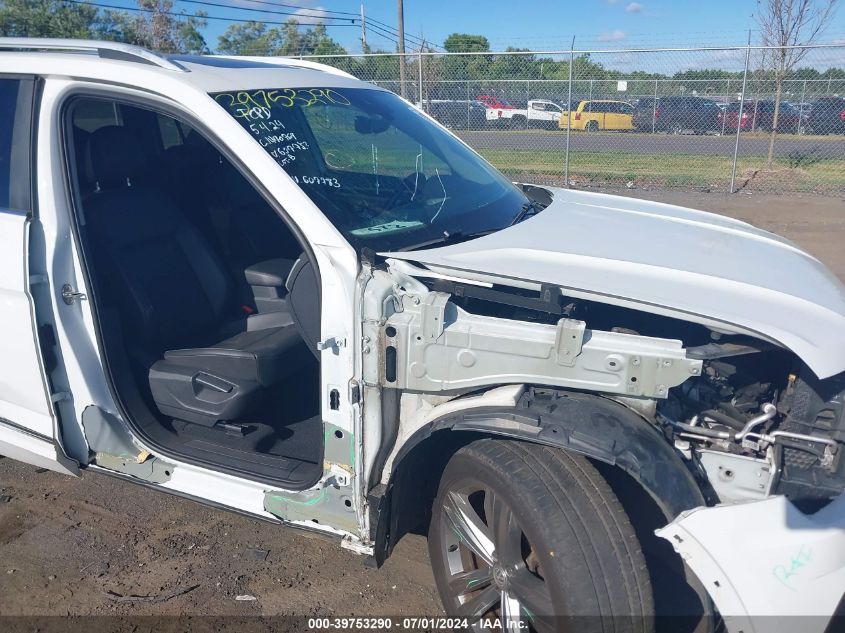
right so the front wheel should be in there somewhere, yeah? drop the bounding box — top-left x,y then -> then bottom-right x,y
428,439 -> 653,632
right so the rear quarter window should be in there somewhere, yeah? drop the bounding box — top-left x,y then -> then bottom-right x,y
0,77 -> 35,213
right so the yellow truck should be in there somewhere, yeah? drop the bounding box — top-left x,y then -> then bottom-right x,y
561,99 -> 635,131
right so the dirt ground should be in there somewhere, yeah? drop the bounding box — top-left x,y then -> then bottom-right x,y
1,189 -> 844,619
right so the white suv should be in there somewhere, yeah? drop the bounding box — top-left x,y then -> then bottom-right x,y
1,38 -> 844,632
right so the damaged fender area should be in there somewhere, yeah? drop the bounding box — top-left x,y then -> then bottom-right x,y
382,290 -> 702,398
390,388 -> 706,519
657,494 -> 845,633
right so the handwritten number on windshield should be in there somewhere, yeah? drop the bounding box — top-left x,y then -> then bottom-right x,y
215,89 -> 351,119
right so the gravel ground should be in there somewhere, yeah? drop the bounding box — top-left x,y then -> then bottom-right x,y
1,189 -> 844,619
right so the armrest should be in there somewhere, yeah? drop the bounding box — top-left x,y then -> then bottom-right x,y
244,258 -> 295,287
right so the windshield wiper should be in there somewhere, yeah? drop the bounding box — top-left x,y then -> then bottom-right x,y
397,228 -> 496,252
510,200 -> 543,226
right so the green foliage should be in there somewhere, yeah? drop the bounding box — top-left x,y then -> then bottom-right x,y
0,0 -> 208,54
217,20 -> 281,56
0,0 -> 102,39
443,33 -> 490,53
217,18 -> 348,61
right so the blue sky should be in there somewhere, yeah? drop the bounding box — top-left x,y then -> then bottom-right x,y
131,0 -> 845,52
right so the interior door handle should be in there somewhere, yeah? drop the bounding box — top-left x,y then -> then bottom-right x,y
61,283 -> 87,305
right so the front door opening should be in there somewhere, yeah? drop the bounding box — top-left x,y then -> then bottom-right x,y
65,96 -> 323,488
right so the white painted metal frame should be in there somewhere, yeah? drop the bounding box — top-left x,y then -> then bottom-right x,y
21,55 -> 367,543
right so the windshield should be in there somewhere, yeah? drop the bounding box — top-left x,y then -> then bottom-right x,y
212,87 -> 529,251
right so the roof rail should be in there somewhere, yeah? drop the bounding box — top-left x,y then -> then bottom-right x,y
209,55 -> 356,80
0,38 -> 186,72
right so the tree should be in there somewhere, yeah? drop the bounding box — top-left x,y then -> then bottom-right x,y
0,0 -> 208,54
756,0 -> 839,166
111,0 -> 208,54
0,0 -> 102,38
217,21 -> 283,56
216,18 -> 347,59
441,32 -> 492,89
443,33 -> 490,54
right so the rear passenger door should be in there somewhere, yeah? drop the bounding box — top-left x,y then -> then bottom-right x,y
0,76 -> 77,475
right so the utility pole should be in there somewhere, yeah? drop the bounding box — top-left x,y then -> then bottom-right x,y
397,0 -> 407,98
418,39 -> 425,109
360,4 -> 367,50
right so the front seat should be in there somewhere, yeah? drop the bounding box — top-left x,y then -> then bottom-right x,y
84,125 -> 307,427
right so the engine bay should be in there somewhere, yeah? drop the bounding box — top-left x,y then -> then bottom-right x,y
423,276 -> 845,507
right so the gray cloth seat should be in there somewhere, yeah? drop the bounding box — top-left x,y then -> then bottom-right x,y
84,125 -> 307,427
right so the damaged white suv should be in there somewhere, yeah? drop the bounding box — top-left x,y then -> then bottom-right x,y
1,38 -> 844,632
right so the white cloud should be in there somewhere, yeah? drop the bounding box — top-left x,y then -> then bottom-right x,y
226,0 -> 329,25
292,6 -> 330,25
626,2 -> 643,12
598,29 -> 627,42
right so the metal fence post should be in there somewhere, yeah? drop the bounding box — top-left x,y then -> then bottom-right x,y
730,34 -> 752,194
798,79 -> 807,134
526,79 -> 530,129
417,50 -> 424,108
564,37 -> 575,188
652,78 -> 658,133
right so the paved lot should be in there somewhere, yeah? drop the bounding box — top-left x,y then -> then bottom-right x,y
2,189 -> 845,618
457,129 -> 845,158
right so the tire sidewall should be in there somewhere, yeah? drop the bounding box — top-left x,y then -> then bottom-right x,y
428,444 -> 572,619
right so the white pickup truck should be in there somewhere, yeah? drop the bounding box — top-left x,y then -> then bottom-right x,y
497,98 -> 563,128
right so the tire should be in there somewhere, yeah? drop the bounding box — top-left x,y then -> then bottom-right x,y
586,120 -> 599,132
428,439 -> 653,632
510,115 -> 527,129
669,120 -> 683,135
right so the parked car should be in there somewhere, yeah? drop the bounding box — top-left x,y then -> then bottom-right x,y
3,38 -> 845,629
632,96 -> 721,134
718,100 -> 801,133
476,94 -> 513,110
785,101 -> 813,118
499,98 -> 563,129
808,96 -> 845,135
562,99 -> 634,131
427,100 -> 488,130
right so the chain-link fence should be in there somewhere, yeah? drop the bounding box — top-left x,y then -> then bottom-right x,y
302,44 -> 845,194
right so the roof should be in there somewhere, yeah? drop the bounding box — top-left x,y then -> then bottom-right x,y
0,38 -> 363,93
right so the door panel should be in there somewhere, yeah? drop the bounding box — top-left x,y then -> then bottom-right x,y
0,77 -> 77,475
0,213 -> 54,438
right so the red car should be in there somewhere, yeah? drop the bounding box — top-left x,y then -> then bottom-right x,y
476,95 -> 514,110
718,100 -> 801,132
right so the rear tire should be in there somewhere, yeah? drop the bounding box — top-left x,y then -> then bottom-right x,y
586,120 -> 599,132
428,439 -> 653,632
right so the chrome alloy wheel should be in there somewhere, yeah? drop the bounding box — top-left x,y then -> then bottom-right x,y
438,481 -> 555,631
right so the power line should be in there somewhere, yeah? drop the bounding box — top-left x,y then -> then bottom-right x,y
203,0 -> 359,18
63,0 -> 358,27
174,0 -> 438,48
362,21 -> 402,48
174,0 -> 355,23
63,0 -> 427,54
172,0 -> 439,50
